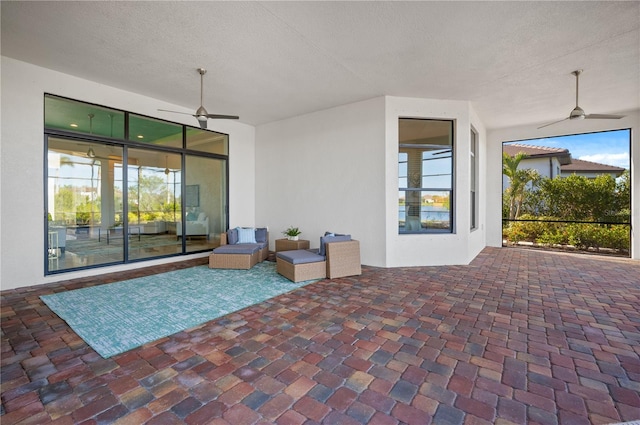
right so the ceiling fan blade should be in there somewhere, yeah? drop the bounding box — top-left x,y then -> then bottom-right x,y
537,117 -> 569,129
205,114 -> 240,120
158,109 -> 194,117
159,69 -> 240,125
585,113 -> 625,120
538,70 -> 624,130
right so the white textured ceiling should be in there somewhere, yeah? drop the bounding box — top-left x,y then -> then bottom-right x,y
2,1 -> 639,129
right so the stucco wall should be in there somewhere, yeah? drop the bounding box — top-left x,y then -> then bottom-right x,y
255,97 -> 387,266
0,57 -> 256,290
384,96 -> 487,266
13,54 -> 629,288
255,96 -> 488,268
468,104 -> 489,261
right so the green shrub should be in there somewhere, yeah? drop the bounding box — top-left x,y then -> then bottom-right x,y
565,223 -> 629,252
602,225 -> 630,252
537,226 -> 568,246
505,218 -> 629,253
504,224 -> 527,243
567,223 -> 599,250
504,215 -> 559,244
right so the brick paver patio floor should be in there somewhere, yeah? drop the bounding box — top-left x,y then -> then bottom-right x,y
1,247 -> 639,424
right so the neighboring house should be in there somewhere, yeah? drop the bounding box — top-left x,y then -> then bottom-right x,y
503,143 -> 625,191
560,158 -> 625,179
502,144 -> 571,190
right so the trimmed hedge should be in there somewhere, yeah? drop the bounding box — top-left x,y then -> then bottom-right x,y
503,217 -> 629,253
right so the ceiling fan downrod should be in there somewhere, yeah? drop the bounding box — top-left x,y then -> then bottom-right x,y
157,66 -> 239,127
570,70 -> 585,120
196,68 -> 208,122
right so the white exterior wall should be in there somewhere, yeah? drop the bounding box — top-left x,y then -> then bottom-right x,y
384,96 -> 486,266
487,110 -> 640,259
256,96 -> 487,268
1,57 -> 495,289
501,157 -> 560,190
0,57 -> 256,290
525,157 -> 559,180
255,97 -> 387,266
469,104 -> 489,260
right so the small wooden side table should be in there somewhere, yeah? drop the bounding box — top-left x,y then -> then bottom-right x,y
275,238 -> 310,252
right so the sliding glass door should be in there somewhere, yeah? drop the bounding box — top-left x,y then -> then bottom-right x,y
46,137 -> 226,272
127,149 -> 182,260
45,94 -> 229,274
47,138 -> 124,270
183,155 -> 227,252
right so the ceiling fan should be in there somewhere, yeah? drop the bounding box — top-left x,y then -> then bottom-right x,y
538,69 -> 625,129
159,68 -> 239,129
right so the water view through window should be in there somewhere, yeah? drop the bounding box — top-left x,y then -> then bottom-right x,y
398,118 -> 454,233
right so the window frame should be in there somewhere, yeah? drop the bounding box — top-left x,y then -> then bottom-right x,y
44,94 -> 230,275
398,118 -> 455,234
470,127 -> 478,231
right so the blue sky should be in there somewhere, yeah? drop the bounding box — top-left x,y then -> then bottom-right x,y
505,129 -> 631,169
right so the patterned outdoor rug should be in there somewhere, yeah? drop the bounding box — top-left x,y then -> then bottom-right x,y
41,262 -> 316,358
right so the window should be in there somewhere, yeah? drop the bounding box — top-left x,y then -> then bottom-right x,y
45,95 -> 125,139
45,94 -> 229,274
47,139 -> 124,267
184,155 -> 227,253
129,114 -> 183,148
470,128 -> 478,230
127,149 -> 183,261
186,127 -> 229,155
398,118 -> 454,233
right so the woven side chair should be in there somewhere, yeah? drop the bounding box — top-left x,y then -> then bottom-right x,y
325,239 -> 361,278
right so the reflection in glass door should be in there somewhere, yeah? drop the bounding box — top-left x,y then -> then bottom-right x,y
184,155 -> 227,253
127,149 -> 182,260
45,95 -> 229,275
47,137 -> 124,271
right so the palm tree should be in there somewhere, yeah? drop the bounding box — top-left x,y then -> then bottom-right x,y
503,152 -> 538,219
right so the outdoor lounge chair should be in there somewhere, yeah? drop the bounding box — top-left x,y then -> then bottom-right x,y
276,233 -> 361,282
325,239 -> 362,278
208,227 -> 269,269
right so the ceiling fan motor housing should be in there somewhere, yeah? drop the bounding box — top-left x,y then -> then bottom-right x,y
157,67 -> 238,126
538,70 -> 624,129
570,106 -> 585,120
195,106 -> 208,121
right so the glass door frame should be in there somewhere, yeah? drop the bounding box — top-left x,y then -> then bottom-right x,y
44,120 -> 229,275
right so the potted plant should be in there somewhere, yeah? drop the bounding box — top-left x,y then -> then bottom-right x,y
283,226 -> 302,241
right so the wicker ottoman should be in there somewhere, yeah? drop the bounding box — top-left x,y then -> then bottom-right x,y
276,250 -> 326,283
209,244 -> 261,269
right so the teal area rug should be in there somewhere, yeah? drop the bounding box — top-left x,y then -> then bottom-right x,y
41,262 -> 315,358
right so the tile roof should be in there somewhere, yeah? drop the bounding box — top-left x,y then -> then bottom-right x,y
561,158 -> 626,173
503,143 -> 572,165
503,143 -> 627,174
502,143 -> 570,157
